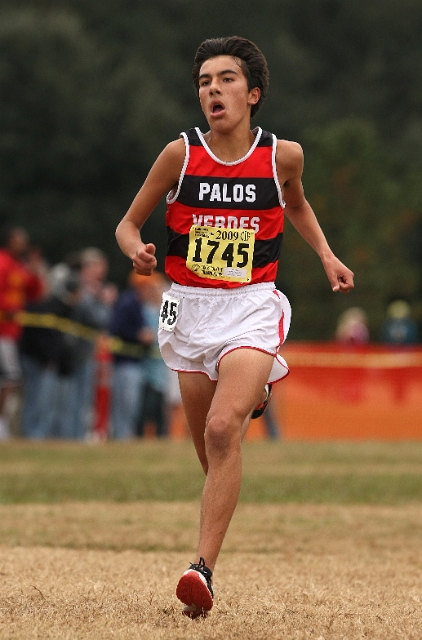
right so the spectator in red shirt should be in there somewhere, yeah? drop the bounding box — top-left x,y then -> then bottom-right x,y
0,227 -> 45,438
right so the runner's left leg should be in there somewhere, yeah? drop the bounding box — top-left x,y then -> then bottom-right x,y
189,348 -> 273,571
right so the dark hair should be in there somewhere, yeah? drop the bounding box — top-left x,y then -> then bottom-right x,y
192,36 -> 269,118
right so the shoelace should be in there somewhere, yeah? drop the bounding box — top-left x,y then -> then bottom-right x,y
189,557 -> 213,597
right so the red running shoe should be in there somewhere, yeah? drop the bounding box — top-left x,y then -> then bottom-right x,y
176,557 -> 213,618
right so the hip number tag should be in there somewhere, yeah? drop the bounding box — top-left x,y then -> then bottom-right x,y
159,293 -> 180,332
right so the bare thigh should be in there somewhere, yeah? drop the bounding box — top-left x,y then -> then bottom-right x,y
208,348 -> 274,434
178,348 -> 274,471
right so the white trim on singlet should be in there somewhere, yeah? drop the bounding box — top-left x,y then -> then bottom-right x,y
195,126 -> 263,165
165,127 -> 284,207
271,133 -> 286,208
166,132 -> 190,205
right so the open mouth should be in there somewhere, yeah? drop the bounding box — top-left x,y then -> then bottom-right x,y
212,104 -> 224,114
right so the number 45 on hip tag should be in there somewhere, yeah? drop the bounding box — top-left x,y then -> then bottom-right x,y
159,293 -> 180,332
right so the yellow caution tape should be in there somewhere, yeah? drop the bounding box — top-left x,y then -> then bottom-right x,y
11,311 -> 161,359
5,310 -> 422,367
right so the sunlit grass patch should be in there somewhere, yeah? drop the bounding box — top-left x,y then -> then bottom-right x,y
1,440 -> 422,504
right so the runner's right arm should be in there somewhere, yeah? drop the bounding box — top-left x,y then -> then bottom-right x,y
115,138 -> 185,275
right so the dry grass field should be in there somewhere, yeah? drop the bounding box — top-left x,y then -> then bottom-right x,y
0,441 -> 422,639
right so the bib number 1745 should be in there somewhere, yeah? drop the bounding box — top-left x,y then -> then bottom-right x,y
186,225 -> 255,282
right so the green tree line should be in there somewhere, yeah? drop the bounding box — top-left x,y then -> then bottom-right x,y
1,0 -> 421,339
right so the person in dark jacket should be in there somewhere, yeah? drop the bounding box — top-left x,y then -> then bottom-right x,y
109,270 -> 154,439
19,271 -> 81,439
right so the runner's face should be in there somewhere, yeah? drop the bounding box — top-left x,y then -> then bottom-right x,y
198,55 -> 259,129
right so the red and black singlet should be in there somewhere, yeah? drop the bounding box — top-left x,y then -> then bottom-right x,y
165,127 -> 285,288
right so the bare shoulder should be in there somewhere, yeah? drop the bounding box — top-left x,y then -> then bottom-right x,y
276,139 -> 303,167
275,139 -> 304,184
147,137 -> 186,188
161,137 -> 186,161
156,137 -> 186,171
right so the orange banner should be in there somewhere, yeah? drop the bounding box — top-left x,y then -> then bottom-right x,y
169,342 -> 422,441
259,342 -> 422,440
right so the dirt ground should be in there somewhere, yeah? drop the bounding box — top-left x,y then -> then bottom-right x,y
0,502 -> 421,639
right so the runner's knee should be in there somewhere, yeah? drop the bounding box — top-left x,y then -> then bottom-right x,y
204,412 -> 242,458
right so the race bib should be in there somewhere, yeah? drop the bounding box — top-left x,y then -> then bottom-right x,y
186,225 -> 255,283
159,293 -> 180,332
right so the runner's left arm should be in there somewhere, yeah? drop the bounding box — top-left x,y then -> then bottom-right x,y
277,140 -> 354,293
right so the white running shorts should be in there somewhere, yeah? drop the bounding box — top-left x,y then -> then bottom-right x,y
158,282 -> 291,383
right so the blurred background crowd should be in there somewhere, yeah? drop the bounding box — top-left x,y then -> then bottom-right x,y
0,226 -> 183,441
0,225 -> 419,442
